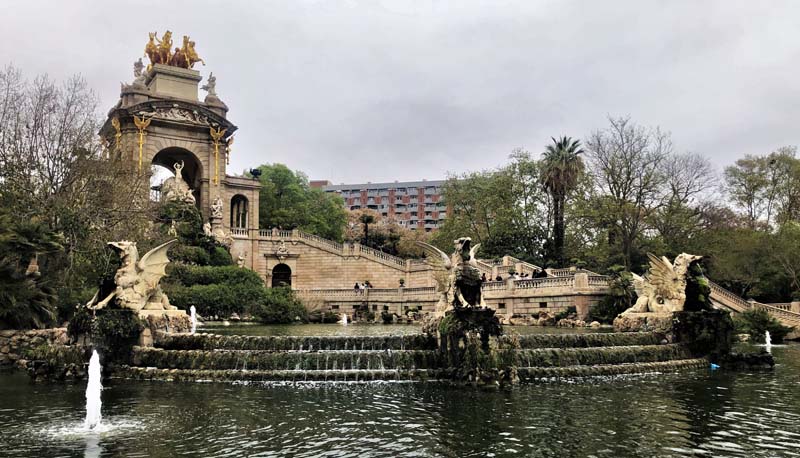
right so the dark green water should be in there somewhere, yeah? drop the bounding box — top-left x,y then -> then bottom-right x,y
1,339 -> 799,457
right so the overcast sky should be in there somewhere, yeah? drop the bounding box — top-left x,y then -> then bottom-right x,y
2,1 -> 799,183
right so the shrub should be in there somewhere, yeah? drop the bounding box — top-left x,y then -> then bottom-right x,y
0,258 -> 57,330
252,287 -> 308,324
209,246 -> 233,266
554,306 -> 576,321
169,245 -> 211,265
167,283 -> 265,318
168,265 -> 263,288
91,309 -> 144,363
67,305 -> 94,340
733,308 -> 793,344
588,267 -> 635,323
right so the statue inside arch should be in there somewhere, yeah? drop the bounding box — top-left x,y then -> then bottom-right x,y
160,161 -> 196,204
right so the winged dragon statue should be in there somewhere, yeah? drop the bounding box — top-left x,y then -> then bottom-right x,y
417,237 -> 486,316
623,252 -> 703,314
85,240 -> 178,313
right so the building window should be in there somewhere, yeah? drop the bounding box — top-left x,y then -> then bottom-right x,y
498,303 -> 506,309
539,302 -> 547,308
332,304 -> 340,310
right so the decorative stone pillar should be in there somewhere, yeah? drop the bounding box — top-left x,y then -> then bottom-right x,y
792,301 -> 800,313
573,273 -> 590,319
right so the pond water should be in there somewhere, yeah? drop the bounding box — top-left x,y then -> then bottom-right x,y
1,334 -> 799,457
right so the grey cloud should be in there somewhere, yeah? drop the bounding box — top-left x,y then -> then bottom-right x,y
1,0 -> 798,183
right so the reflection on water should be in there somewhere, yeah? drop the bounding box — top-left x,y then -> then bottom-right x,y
1,344 -> 799,457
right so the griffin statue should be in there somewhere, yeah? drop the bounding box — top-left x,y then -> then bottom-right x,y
623,252 -> 703,314
85,240 -> 178,313
417,237 -> 485,316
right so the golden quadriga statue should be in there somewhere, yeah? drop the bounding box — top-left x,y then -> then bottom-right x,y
144,31 -> 205,70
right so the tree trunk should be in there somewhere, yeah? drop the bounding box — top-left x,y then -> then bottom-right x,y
553,196 -> 565,266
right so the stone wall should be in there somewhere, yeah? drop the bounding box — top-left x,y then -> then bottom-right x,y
0,328 -> 68,367
256,237 -> 433,289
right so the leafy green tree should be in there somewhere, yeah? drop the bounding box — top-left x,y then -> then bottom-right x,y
0,214 -> 63,329
253,163 -> 346,241
540,136 -> 584,266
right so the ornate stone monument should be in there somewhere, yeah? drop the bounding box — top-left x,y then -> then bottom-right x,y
614,253 -> 704,332
418,238 -> 512,385
85,240 -> 179,314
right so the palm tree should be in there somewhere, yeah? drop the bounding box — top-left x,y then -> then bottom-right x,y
540,136 -> 585,266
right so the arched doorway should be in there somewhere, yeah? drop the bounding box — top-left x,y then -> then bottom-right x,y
272,264 -> 292,287
150,147 -> 203,205
230,195 -> 248,229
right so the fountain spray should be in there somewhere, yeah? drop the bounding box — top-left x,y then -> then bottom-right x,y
190,305 -> 197,334
85,350 -> 102,430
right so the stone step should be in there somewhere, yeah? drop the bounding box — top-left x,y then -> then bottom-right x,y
133,347 -> 441,371
155,333 -> 437,352
513,344 -> 692,367
117,357 -> 709,383
117,366 -> 434,382
503,332 -> 662,349
516,358 -> 708,381
132,343 -> 688,372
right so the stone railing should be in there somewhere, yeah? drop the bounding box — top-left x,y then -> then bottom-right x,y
588,275 -> 611,286
546,268 -> 573,278
359,245 -> 407,268
765,302 -> 792,311
257,228 -> 409,270
295,286 -> 436,299
514,276 -> 574,289
230,227 -> 248,237
709,281 -> 800,327
481,281 -> 506,291
709,282 -> 751,313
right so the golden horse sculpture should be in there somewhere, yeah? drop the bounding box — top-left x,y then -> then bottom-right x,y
144,31 -> 204,70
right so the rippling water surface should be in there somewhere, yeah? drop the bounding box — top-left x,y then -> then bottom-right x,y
1,343 -> 799,457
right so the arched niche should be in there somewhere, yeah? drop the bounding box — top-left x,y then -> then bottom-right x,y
230,194 -> 249,229
151,147 -> 204,205
272,263 -> 292,288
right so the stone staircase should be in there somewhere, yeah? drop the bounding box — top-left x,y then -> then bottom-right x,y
709,281 -> 800,329
116,331 -> 706,383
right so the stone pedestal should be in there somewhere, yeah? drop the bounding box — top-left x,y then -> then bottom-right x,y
138,309 -> 191,347
613,312 -> 673,334
146,64 -> 202,100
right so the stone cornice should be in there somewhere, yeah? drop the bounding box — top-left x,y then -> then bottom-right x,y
100,99 -> 237,139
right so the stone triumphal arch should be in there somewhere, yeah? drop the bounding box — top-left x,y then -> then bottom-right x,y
99,41 -> 261,267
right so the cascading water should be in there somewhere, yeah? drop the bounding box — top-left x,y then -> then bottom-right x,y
85,350 -> 102,430
190,305 -> 197,334
765,330 -> 772,353
339,313 -> 348,326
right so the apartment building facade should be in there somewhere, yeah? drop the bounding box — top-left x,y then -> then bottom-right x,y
311,179 -> 448,231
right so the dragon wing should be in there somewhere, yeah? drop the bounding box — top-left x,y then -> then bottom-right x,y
468,243 -> 481,268
630,272 -> 646,297
136,239 -> 177,292
416,241 -> 452,291
645,253 -> 682,299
